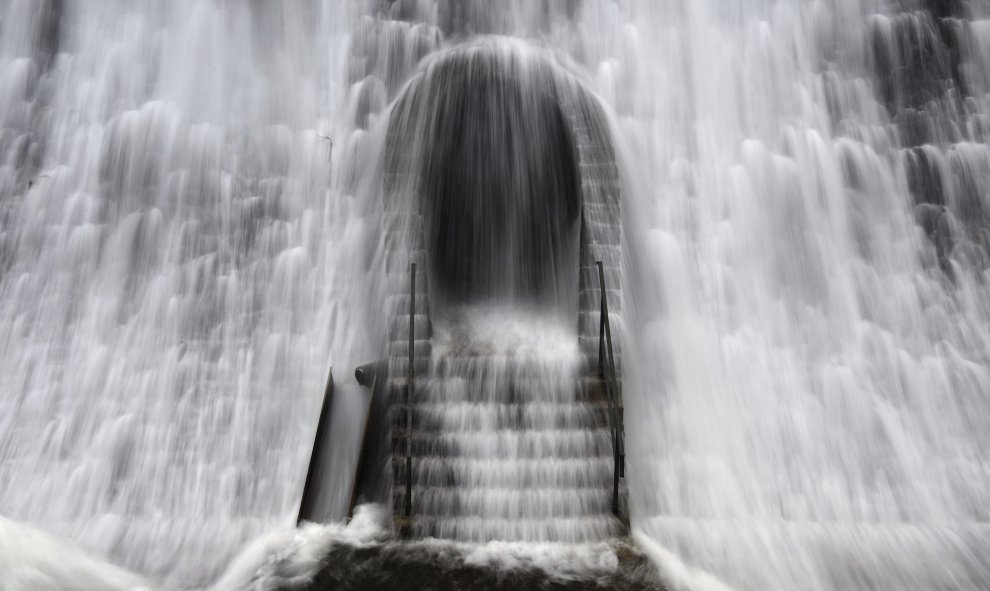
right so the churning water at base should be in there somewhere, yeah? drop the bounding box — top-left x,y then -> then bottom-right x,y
0,504 -> 646,591
3,0 -> 990,590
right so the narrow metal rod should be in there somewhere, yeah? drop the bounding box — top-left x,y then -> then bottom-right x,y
598,262 -> 625,475
599,263 -> 625,476
598,271 -> 614,445
599,305 -> 606,379
405,262 -> 415,518
597,261 -> 621,515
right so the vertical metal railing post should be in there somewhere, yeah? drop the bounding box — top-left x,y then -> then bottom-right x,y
597,261 -> 624,515
405,262 -> 415,518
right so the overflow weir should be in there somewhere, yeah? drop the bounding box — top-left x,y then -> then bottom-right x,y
345,39 -> 628,543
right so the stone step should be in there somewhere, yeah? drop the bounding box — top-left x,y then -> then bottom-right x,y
387,313 -> 432,340
579,289 -> 622,313
391,486 -> 614,519
390,427 -> 614,459
575,144 -> 613,163
581,179 -> 620,202
385,248 -> 427,273
392,456 -> 615,489
581,243 -> 621,266
581,203 -> 618,221
579,333 -> 622,354
386,269 -> 429,294
579,161 -> 619,178
386,338 -> 432,359
385,356 -> 431,377
577,310 -> 623,336
579,265 -> 621,290
584,220 -> 622,244
384,293 -> 430,318
386,376 -> 620,404
396,514 -> 625,544
582,355 -> 624,378
389,401 -> 619,431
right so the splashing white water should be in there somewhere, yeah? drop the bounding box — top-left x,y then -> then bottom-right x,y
0,504 -> 387,591
211,504 -> 387,591
632,529 -> 733,591
0,517 -> 154,591
0,504 -> 631,591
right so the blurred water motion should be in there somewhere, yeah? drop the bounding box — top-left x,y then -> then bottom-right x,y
0,1 -> 989,589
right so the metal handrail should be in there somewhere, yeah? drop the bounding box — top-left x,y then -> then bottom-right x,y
596,261 -> 624,516
405,262 -> 415,518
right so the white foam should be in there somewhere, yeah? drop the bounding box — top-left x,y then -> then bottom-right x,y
211,504 -> 387,591
0,517 -> 153,591
632,529 -> 734,591
458,539 -> 619,579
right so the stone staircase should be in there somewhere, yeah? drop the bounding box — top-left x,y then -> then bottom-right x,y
388,361 -> 625,542
371,25 -> 626,544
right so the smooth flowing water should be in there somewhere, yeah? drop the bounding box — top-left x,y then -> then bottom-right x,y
1,1 -> 990,590
0,1 -> 362,585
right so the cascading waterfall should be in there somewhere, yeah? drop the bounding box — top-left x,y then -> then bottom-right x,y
619,2 -> 990,590
1,1 -> 990,590
0,1 -> 362,585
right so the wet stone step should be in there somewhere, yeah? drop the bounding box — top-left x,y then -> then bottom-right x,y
581,350 -> 624,375
387,376 -> 621,404
384,293 -> 430,316
385,385 -> 619,406
582,243 -> 621,266
388,402 -> 617,431
387,313 -> 432,340
404,514 -> 625,544
387,339 -> 432,358
579,289 -> 622,312
579,265 -> 622,289
584,220 -> 622,244
392,487 -> 614,519
580,334 -> 621,355
581,180 -> 620,203
581,201 -> 619,218
386,270 -> 429,293
384,357 -> 431,376
393,456 -> 614,489
385,249 -> 428,273
579,161 -> 619,178
578,310 -> 624,335
575,144 -> 613,163
390,428 -> 614,459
